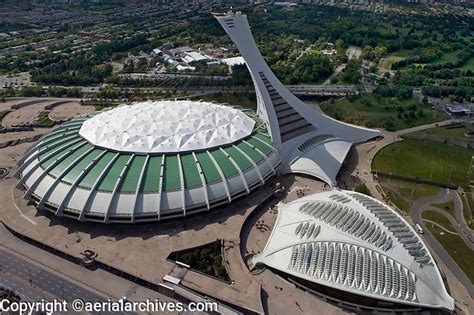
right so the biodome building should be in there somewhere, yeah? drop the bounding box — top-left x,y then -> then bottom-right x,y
15,101 -> 280,223
253,190 -> 455,312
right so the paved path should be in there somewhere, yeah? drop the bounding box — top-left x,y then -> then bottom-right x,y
452,190 -> 474,245
394,119 -> 460,136
411,190 -> 474,297
422,219 -> 458,235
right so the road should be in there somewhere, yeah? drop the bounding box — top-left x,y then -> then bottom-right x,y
0,220 -> 186,314
0,249 -> 105,303
410,190 -> 474,297
0,248 -> 132,314
47,83 -> 358,96
394,119 -> 460,136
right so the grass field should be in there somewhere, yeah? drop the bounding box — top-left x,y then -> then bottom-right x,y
431,200 -> 456,220
422,210 -> 456,232
405,124 -> 474,144
378,177 -> 440,213
457,57 -> 474,72
423,215 -> 474,283
0,109 -> 10,128
33,110 -> 55,127
373,139 -> 473,188
461,192 -> 474,229
320,94 -> 443,131
430,51 -> 460,64
380,55 -> 405,70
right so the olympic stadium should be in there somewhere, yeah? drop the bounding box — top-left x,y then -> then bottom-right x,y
15,100 -> 279,223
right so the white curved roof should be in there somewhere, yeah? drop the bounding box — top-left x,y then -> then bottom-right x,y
79,100 -> 255,154
252,190 -> 454,311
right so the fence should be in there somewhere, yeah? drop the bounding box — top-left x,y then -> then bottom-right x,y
374,171 -> 458,189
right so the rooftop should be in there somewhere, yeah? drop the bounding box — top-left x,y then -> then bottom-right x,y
253,190 -> 454,311
79,100 -> 255,154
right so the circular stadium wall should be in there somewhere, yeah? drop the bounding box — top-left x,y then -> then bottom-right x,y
15,100 -> 280,223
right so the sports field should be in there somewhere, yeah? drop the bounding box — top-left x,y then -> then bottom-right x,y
372,139 -> 473,188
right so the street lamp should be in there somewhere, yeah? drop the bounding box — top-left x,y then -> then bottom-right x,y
468,156 -> 474,180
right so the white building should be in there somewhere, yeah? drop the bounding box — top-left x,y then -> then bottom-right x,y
15,101 -> 280,223
253,190 -> 454,311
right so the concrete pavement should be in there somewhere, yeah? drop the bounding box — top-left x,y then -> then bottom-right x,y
0,222 -> 181,314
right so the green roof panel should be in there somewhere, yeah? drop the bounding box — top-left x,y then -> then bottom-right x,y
39,138 -> 84,169
142,156 -> 162,192
49,143 -> 93,178
38,134 -> 79,160
236,142 -> 264,164
210,150 -> 238,177
254,132 -> 272,145
78,152 -> 116,189
62,148 -> 104,184
163,155 -> 181,191
120,155 -> 146,193
181,154 -> 202,188
247,136 -> 273,156
224,146 -> 252,171
98,154 -> 132,192
195,152 -> 221,183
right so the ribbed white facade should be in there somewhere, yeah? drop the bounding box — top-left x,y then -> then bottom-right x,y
252,190 -> 454,311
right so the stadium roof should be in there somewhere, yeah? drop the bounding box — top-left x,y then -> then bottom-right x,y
16,101 -> 280,223
79,101 -> 255,154
253,190 -> 454,311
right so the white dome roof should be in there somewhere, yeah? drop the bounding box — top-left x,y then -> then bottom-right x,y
79,100 -> 255,154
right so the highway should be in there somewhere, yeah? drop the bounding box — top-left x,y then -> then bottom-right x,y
0,249 -> 130,314
46,83 -> 358,96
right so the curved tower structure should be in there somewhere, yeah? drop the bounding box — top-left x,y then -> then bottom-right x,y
215,11 -> 381,184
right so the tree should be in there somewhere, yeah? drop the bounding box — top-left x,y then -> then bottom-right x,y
354,183 -> 371,196
422,95 -> 429,105
373,45 -> 387,61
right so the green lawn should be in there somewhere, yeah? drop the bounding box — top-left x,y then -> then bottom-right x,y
373,139 -> 473,188
461,191 -> 474,229
430,201 -> 456,220
0,110 -> 9,128
380,55 -> 405,70
457,57 -> 474,72
33,111 -> 55,127
378,177 -> 440,213
321,94 -> 443,131
423,219 -> 474,283
430,51 -> 460,64
422,210 -> 456,232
